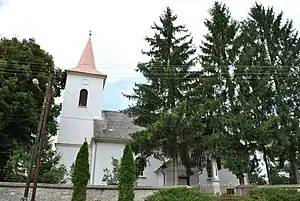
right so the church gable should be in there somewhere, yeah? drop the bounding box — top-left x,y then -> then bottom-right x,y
93,110 -> 143,140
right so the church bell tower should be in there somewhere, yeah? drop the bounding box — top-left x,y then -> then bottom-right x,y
56,32 -> 107,171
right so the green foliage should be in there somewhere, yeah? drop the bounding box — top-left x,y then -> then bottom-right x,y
102,156 -> 147,185
124,2 -> 300,185
248,167 -> 267,185
0,37 -> 66,181
123,6 -> 197,184
247,188 -> 300,201
102,157 -> 120,185
118,144 -> 136,201
71,140 -> 90,201
4,137 -> 67,184
144,187 -> 214,201
216,195 -> 249,201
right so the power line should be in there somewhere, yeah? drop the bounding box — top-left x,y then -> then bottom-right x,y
0,60 -> 300,69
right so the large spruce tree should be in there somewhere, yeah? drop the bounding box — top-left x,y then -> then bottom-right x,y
124,7 -> 196,185
237,3 -> 300,184
196,1 -> 254,183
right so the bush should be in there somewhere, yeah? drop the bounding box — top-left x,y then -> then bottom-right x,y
144,187 -> 214,201
217,195 -> 249,201
71,140 -> 90,201
118,144 -> 136,201
247,188 -> 300,201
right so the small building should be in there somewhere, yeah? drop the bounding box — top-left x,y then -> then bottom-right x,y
56,33 -> 245,194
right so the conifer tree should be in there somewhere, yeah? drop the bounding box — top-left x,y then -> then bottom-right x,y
195,1 -> 254,183
71,140 -> 90,201
124,6 -> 196,185
237,3 -> 300,184
118,144 -> 136,201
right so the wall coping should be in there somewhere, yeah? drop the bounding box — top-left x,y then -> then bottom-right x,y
235,184 -> 300,189
0,182 -> 160,190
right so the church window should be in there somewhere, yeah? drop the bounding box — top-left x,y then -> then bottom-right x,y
138,171 -> 144,177
79,89 -> 88,106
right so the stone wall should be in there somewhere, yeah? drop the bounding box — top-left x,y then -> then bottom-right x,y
0,182 -> 159,201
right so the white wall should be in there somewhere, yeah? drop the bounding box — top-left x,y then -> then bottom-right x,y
198,167 -> 240,186
138,156 -> 161,187
92,141 -> 162,187
162,161 -> 199,186
56,145 -> 80,173
57,72 -> 104,145
92,142 -> 125,185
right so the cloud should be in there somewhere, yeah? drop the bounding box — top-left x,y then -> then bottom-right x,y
0,0 -> 8,6
0,0 -> 9,11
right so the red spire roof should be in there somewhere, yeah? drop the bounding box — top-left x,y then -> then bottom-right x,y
67,33 -> 107,78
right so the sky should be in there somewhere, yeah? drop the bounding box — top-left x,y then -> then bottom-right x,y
1,0 -> 300,111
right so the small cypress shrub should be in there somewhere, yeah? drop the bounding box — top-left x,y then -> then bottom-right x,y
118,144 -> 136,201
71,140 -> 90,201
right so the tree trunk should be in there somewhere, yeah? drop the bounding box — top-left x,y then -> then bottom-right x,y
263,149 -> 272,184
290,156 -> 300,184
172,152 -> 178,186
239,175 -> 245,185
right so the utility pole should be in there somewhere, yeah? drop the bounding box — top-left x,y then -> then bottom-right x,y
21,79 -> 49,201
30,73 -> 54,201
21,100 -> 45,201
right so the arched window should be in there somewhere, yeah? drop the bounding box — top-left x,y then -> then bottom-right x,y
78,89 -> 88,106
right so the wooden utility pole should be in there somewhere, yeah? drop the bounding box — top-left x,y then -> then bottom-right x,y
30,73 -> 54,201
21,90 -> 47,201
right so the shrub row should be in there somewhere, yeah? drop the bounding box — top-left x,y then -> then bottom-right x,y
144,186 -> 300,201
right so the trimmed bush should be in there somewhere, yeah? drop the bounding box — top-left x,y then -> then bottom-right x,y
247,188 -> 300,201
118,144 -> 136,201
144,187 -> 214,201
71,140 -> 90,201
217,195 -> 249,201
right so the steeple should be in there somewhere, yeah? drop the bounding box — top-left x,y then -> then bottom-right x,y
67,31 -> 107,78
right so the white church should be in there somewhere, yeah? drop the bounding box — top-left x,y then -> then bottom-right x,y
56,34 -> 246,192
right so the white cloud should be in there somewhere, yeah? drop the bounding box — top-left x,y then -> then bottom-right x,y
1,0 -> 300,107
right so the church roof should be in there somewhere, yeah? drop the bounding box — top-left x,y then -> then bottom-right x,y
93,110 -> 144,140
66,32 -> 107,78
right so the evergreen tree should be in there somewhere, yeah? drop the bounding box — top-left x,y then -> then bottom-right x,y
124,6 -> 196,185
237,3 -> 300,184
118,144 -> 136,201
195,1 -> 254,183
71,140 -> 90,201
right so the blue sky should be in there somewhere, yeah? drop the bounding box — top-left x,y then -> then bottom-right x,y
102,79 -> 137,111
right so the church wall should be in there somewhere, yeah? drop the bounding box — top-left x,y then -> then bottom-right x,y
57,73 -> 104,145
57,118 -> 94,144
137,156 -> 162,187
92,141 -> 125,185
162,160 -> 200,186
198,168 -> 240,185
92,141 -> 163,187
56,145 -> 81,174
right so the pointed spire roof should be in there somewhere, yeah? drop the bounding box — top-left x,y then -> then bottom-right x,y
67,32 -> 107,78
